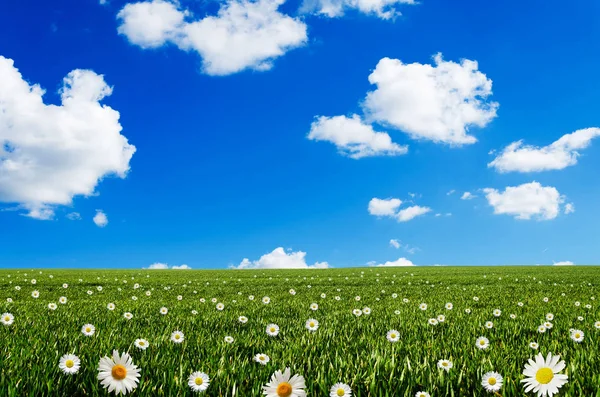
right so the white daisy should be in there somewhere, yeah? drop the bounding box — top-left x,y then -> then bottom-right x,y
266,324 -> 280,337
305,319 -> 319,332
510,314 -> 517,319
123,312 -> 133,320
529,342 -> 539,350
330,383 -> 351,397
570,329 -> 584,343
59,354 -> 81,375
262,296 -> 271,304
81,324 -> 96,337
538,325 -> 547,333
544,322 -> 553,329
48,303 -> 57,310
445,302 -> 453,310
594,321 -> 600,329
160,307 -> 168,315
428,318 -> 438,326
188,371 -> 210,393
262,367 -> 306,397
546,313 -> 554,321
310,303 -> 318,311
254,353 -> 270,365
419,303 -> 427,311
171,330 -> 185,343
493,309 -> 501,317
521,352 -> 568,397
224,336 -> 234,344
216,303 -> 224,311
352,309 -> 362,317
415,392 -> 430,397
1,313 -> 14,326
386,329 -> 399,342
465,308 -> 471,314
239,316 -> 248,324
437,314 -> 445,322
32,291 -> 40,298
97,350 -> 141,395
437,359 -> 453,372
485,321 -> 494,329
59,296 -> 67,304
362,307 -> 371,315
134,339 -> 149,350
481,371 -> 503,393
476,336 -> 489,350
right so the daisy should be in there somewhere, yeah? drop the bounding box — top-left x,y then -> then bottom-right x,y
437,359 -> 453,372
355,296 -> 361,301
445,302 -> 453,310
82,324 -> 96,336
510,314 -> 517,319
134,339 -> 149,350
476,336 -> 489,350
473,296 -> 479,302
577,316 -> 584,321
362,307 -> 371,315
171,330 -> 185,343
32,291 -> 40,298
211,298 -> 217,303
570,329 -> 584,343
482,371 -> 503,393
394,310 -> 400,315
59,354 -> 81,375
305,319 -> 319,332
544,322 -> 553,329
239,316 -> 248,324
248,295 -> 255,301
48,303 -> 57,310
594,321 -> 600,329
262,367 -> 306,397
521,352 -> 568,397
262,297 -> 271,304
160,307 -> 168,315
330,383 -> 351,397
428,318 -> 438,326
437,314 -> 445,322
485,321 -> 494,329
59,296 -> 67,304
191,310 -> 198,315
493,309 -> 501,317
352,309 -> 362,317
266,324 -> 280,337
224,336 -> 234,343
97,350 -> 141,395
465,308 -> 471,314
321,293 -> 326,299
216,303 -> 224,311
386,329 -> 399,342
518,302 -> 524,307
529,342 -> 539,350
546,313 -> 554,321
107,303 -> 115,310
177,295 -> 183,301
419,303 -> 427,311
63,283 -> 69,289
254,353 -> 270,365
1,313 -> 14,326
415,392 -> 430,397
188,371 -> 210,393
310,303 -> 318,311
538,325 -> 547,333
123,312 -> 133,320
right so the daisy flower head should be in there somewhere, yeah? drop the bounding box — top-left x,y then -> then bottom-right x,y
321,293 -> 326,299
63,283 -> 69,289
544,322 -> 553,329
211,298 -> 217,303
437,359 -> 453,372
445,302 -> 453,310
123,312 -> 133,320
330,383 -> 351,397
577,316 -> 584,322
216,303 -> 224,311
310,303 -> 318,311
485,321 -> 494,329
355,296 -> 361,301
188,371 -> 210,393
32,290 -> 40,298
595,321 -> 600,329
171,330 -> 185,343
521,352 -> 568,397
352,309 -> 362,317
1,313 -> 14,326
570,329 -> 584,343
48,303 -> 57,310
493,309 -> 501,317
262,296 -> 271,305
481,371 -> 503,393
289,289 -> 296,295
394,310 -> 400,315
518,302 -> 524,307
266,324 -> 280,337
546,313 -> 554,321
82,324 -> 96,337
107,303 -> 115,310
363,307 -> 371,315
248,295 -> 255,301
473,296 -> 480,302
529,342 -> 539,350
510,313 -> 517,319
239,316 -> 248,324
437,314 -> 445,322
476,336 -> 489,350
386,329 -> 399,342
262,367 -> 306,397
97,350 -> 141,395
177,295 -> 183,301
305,319 -> 319,332
224,336 -> 234,344
160,307 -> 168,315
59,354 -> 81,375
415,392 -> 430,397
428,318 -> 438,326
254,353 -> 270,365
134,339 -> 149,350
419,303 -> 427,311
59,296 -> 67,304
465,308 -> 471,314
543,297 -> 549,303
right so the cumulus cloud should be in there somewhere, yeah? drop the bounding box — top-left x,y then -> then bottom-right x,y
147,263 -> 169,269
553,261 -> 574,266
0,56 -> 136,220
172,264 -> 192,269
300,0 -> 415,19
307,114 -> 408,159
483,182 -> 569,221
66,212 -> 82,220
117,0 -> 307,76
371,257 -> 415,267
368,198 -> 402,216
93,210 -> 108,227
234,247 -> 329,269
396,205 -> 431,222
363,53 -> 498,145
389,239 -> 400,249
488,128 -> 600,173
461,192 -> 476,200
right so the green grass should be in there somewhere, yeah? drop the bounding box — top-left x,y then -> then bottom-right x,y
1,266 -> 599,396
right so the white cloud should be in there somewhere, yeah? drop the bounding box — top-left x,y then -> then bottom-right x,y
553,261 -> 574,266
461,191 -> 476,200
93,210 -> 108,227
363,53 -> 498,145
307,114 -> 408,159
368,197 -> 402,216
564,203 -> 575,214
389,239 -> 400,249
147,263 -> 169,269
396,205 -> 431,222
0,56 -> 135,220
483,182 -> 568,221
117,0 -> 307,76
172,264 -> 192,269
300,0 -> 415,19
234,247 -> 329,269
371,257 -> 415,267
488,128 -> 600,173
66,212 -> 82,220
446,189 -> 455,195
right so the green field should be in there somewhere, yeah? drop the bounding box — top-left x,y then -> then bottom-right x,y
1,267 -> 599,396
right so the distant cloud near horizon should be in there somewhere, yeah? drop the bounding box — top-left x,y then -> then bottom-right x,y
234,247 -> 329,269
145,263 -> 192,269
371,257 -> 415,267
553,261 -> 575,266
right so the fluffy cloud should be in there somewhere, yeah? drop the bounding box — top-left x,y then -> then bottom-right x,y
488,128 -> 600,173
396,205 -> 431,222
389,239 -> 400,249
172,264 -> 192,269
307,114 -> 407,159
93,210 -> 108,227
483,182 -> 568,221
461,192 -> 476,200
363,53 -> 498,145
553,261 -> 574,266
234,247 -> 329,269
371,257 -> 415,267
301,0 -> 415,19
564,203 -> 575,214
147,263 -> 169,269
0,56 -> 135,220
368,198 -> 402,216
66,212 -> 82,220
117,0 -> 307,76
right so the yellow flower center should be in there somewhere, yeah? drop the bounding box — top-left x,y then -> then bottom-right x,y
175,334 -> 180,340
535,368 -> 554,384
270,328 -> 276,333
480,340 -> 485,345
276,382 -> 293,397
575,333 -> 581,338
259,355 -> 265,361
391,333 -> 396,338
139,341 -> 145,346
4,316 -> 9,321
111,364 -> 127,380
488,377 -> 496,385
195,377 -> 203,385
336,388 -> 346,396
65,359 -> 74,368
442,362 -> 448,367
309,322 -> 315,327
85,327 -> 91,332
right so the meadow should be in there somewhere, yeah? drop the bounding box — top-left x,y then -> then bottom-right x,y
0,266 -> 599,397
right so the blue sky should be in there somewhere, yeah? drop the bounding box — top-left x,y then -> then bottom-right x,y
1,0 -> 599,269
